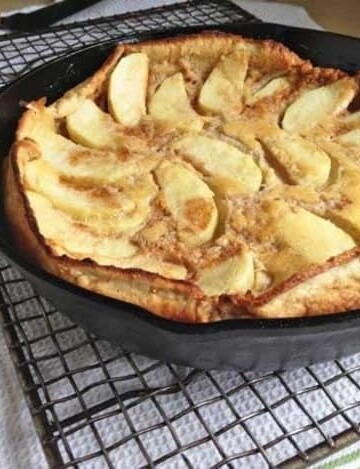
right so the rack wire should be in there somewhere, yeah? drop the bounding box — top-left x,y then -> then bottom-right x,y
0,1 -> 359,467
0,0 -> 258,89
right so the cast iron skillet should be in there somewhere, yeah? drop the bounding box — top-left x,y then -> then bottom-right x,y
1,23 -> 360,371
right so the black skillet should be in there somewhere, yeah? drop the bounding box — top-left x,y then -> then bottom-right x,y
1,23 -> 360,371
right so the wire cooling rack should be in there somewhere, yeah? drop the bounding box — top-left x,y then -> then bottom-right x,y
0,0 -> 258,89
0,1 -> 360,468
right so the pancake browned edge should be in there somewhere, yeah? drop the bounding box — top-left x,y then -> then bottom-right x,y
4,32 -> 360,323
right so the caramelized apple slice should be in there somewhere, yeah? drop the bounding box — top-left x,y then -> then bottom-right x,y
336,129 -> 360,146
24,160 -> 157,235
25,109 -> 157,183
108,53 -> 148,126
155,162 -> 218,247
27,191 -> 138,261
173,135 -> 262,196
328,184 -> 360,239
149,73 -> 203,131
66,99 -> 123,149
248,76 -> 290,104
282,78 -> 357,133
312,140 -> 360,238
340,110 -> 360,129
43,133 -> 158,184
28,192 -> 186,279
198,49 -> 248,116
260,129 -> 331,187
197,250 -> 254,296
262,200 -> 355,283
330,209 -> 360,242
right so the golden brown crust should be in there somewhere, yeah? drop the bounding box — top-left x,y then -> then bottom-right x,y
5,32 -> 360,322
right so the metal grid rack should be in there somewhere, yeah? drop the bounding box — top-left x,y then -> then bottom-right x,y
0,0 -> 258,89
0,1 -> 360,467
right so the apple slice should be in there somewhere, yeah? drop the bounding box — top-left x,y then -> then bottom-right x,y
41,132 -> 158,184
27,191 -> 187,279
173,135 -> 262,196
282,78 -> 357,133
155,162 -> 218,247
198,49 -> 248,116
313,139 -> 360,238
149,73 -> 204,131
336,129 -> 360,147
261,200 -> 355,283
196,250 -> 254,296
66,99 -> 123,149
27,109 -> 157,184
27,191 -> 138,261
108,53 -> 149,126
318,143 -> 360,239
248,76 -> 290,105
340,110 -> 360,129
260,129 -> 331,187
24,159 -> 157,236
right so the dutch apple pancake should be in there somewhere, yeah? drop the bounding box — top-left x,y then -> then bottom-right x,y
4,32 -> 360,322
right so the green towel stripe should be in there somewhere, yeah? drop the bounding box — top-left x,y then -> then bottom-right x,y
316,447 -> 360,469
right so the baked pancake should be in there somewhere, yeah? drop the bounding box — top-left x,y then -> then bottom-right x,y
4,32 -> 360,322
